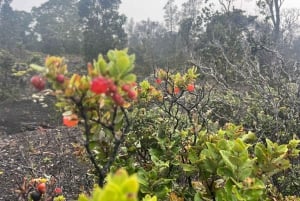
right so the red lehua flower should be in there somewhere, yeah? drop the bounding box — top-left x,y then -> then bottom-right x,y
56,74 -> 65,83
187,83 -> 195,92
30,75 -> 46,91
112,93 -> 125,106
90,76 -> 109,94
121,84 -> 131,92
127,90 -> 137,100
54,187 -> 62,195
108,83 -> 117,93
155,78 -> 162,84
174,87 -> 180,94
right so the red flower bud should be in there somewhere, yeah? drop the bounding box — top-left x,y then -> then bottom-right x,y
108,83 -> 117,93
127,90 -> 137,100
112,93 -> 125,106
155,78 -> 162,84
54,187 -> 62,195
56,74 -> 65,83
174,87 -> 180,94
30,75 -> 46,91
90,76 -> 109,94
187,83 -> 195,92
121,84 -> 131,92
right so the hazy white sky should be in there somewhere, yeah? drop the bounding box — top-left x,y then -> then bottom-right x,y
10,0 -> 300,22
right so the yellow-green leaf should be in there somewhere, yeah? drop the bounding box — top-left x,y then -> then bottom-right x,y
30,64 -> 45,72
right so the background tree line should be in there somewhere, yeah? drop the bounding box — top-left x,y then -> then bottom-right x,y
1,0 -> 300,77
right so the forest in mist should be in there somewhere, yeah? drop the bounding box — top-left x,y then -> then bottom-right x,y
1,0 -> 300,76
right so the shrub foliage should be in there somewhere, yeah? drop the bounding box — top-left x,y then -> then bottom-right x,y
28,49 -> 299,201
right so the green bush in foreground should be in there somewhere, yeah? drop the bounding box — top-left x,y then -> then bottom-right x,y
78,168 -> 157,201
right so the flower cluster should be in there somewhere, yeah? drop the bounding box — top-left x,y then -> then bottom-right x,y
15,177 -> 64,201
90,76 -> 137,106
155,68 -> 197,95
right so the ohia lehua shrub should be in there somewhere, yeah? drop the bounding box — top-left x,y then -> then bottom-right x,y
28,49 -> 299,201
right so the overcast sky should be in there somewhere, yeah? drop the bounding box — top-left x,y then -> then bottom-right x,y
10,0 -> 300,22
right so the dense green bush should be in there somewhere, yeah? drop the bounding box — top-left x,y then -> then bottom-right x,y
78,168 -> 157,201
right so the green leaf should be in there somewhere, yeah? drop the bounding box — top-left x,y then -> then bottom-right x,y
96,55 -> 107,75
142,195 -> 157,201
276,144 -> 288,154
100,185 -> 119,201
231,185 -> 244,200
77,194 -> 89,201
241,132 -> 257,142
150,154 -> 169,167
251,179 -> 265,190
55,102 -> 68,108
288,139 -> 300,149
205,142 -> 219,158
217,167 -> 234,178
217,139 -> 230,150
137,171 -> 149,186
122,73 -> 136,82
109,61 -> 120,78
188,148 -> 200,163
116,55 -> 130,71
140,80 -> 151,90
201,157 -> 219,173
107,50 -> 116,61
220,150 -> 235,171
181,164 -> 197,172
108,168 -> 129,185
272,158 -> 290,170
232,139 -> 248,153
114,118 -> 124,131
12,70 -> 28,76
238,166 -> 253,180
194,193 -> 203,201
254,143 -> 267,163
30,64 -> 45,72
121,175 -> 139,194
266,139 -> 274,152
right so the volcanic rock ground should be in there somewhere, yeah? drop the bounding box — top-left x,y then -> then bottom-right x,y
0,99 -> 93,200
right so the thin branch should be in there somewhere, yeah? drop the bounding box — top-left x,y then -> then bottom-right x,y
75,97 -> 104,186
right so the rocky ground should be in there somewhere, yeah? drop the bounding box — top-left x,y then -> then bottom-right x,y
0,99 -> 93,201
